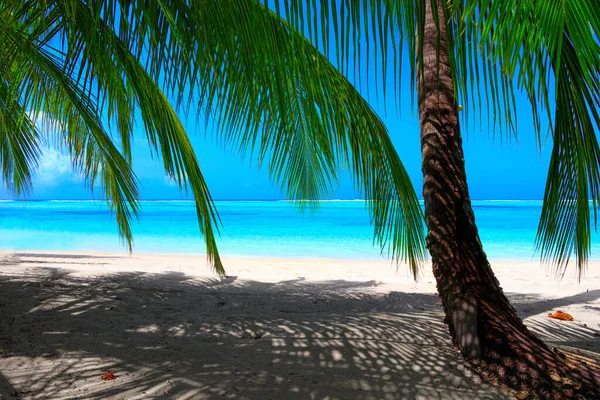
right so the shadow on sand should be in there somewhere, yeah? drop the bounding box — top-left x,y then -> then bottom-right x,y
510,290 -> 600,362
0,257 -> 597,399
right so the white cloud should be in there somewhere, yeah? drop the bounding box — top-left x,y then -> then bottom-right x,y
23,113 -> 81,188
35,147 -> 77,187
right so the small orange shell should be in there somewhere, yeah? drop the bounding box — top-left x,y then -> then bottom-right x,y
547,311 -> 574,321
101,371 -> 116,381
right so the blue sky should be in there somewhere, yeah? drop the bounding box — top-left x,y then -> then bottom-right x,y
0,100 -> 551,201
0,89 -> 552,201
0,22 -> 553,201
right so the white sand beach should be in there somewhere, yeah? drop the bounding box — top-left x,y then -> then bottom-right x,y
0,252 -> 598,399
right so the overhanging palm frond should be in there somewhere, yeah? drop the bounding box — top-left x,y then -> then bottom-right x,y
155,0 -> 426,274
452,0 -> 600,276
0,13 -> 140,248
65,0 -> 425,273
1,0 -> 225,272
536,34 -> 600,279
281,0 -> 600,276
0,78 -> 41,196
50,0 -> 225,273
2,0 -> 426,275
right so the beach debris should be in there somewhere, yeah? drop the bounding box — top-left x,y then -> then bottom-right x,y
547,311 -> 574,321
514,390 -> 531,400
101,371 -> 117,381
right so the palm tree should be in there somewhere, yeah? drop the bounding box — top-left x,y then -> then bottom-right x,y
1,0 -> 599,397
279,0 -> 600,397
416,2 -> 599,397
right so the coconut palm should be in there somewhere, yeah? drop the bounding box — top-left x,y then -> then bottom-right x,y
1,0 -> 599,397
279,0 -> 600,397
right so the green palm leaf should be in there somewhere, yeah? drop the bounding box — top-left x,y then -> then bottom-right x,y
0,78 -> 41,196
279,0 -> 600,276
453,0 -> 600,276
0,14 -> 140,249
176,0 -> 426,273
1,0 -> 426,275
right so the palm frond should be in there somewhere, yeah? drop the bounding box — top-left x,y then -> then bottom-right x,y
51,0 -> 225,273
1,0 -> 225,272
0,77 -> 41,196
280,0 -> 600,276
536,33 -> 600,279
453,0 -> 600,275
2,0 -> 426,274
161,0 -> 426,274
0,3 -> 139,249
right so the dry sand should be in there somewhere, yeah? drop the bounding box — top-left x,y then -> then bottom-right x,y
0,251 -> 598,399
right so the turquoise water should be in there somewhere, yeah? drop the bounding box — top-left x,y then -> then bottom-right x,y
1,200 -> 599,261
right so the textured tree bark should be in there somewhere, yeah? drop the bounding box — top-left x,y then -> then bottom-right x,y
416,1 -> 599,398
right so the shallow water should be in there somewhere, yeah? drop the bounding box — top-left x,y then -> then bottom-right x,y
1,200 -> 598,261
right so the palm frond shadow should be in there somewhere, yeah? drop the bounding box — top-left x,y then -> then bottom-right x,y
0,370 -> 18,400
510,290 -> 600,359
511,290 -> 600,319
0,263 -> 513,399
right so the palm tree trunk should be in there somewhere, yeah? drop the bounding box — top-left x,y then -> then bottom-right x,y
417,1 -> 599,397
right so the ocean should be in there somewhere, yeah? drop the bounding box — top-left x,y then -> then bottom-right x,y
1,200 -> 599,262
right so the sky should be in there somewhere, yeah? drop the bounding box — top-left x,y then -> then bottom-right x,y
1,103 -> 550,201
0,17 -> 554,202
2,82 -> 552,201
